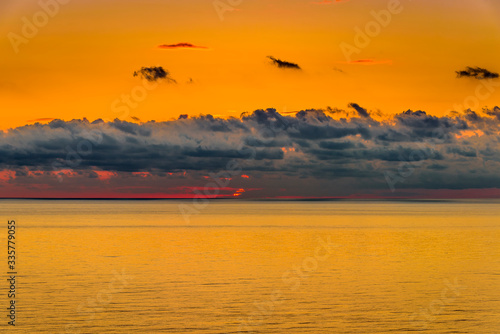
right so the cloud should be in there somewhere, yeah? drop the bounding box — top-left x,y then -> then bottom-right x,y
456,67 -> 499,80
2,107 -> 500,197
484,106 -> 500,120
348,103 -> 370,118
268,56 -> 301,70
133,66 -> 176,83
158,43 -> 208,50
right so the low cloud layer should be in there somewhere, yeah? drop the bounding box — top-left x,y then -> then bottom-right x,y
456,67 -> 499,80
1,106 -> 500,197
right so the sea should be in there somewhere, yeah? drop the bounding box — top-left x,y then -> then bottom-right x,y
0,199 -> 499,333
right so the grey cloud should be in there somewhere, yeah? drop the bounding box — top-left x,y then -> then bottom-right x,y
1,107 -> 500,192
133,66 -> 176,83
348,103 -> 370,118
456,67 -> 499,80
268,56 -> 301,70
446,146 -> 477,158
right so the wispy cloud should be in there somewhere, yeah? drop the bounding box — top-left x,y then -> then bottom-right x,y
268,56 -> 301,70
158,43 -> 208,50
456,67 -> 499,80
133,66 -> 176,83
348,103 -> 370,118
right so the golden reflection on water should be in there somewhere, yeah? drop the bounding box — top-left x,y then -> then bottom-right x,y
0,200 -> 499,333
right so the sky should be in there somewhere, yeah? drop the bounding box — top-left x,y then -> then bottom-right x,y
1,0 -> 500,198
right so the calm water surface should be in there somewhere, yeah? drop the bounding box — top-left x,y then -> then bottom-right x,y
0,200 -> 499,333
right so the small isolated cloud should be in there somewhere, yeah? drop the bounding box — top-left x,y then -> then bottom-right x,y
456,67 -> 499,80
158,43 -> 208,50
133,66 -> 176,83
268,56 -> 301,70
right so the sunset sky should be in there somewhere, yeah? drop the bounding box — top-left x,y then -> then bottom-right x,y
1,0 -> 500,198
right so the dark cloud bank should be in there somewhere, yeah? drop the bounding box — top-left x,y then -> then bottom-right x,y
2,106 -> 500,197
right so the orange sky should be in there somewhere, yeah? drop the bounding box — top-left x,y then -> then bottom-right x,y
1,0 -> 500,129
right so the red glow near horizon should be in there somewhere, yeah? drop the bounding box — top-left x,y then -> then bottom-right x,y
1,168 -> 500,199
93,171 -> 117,180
